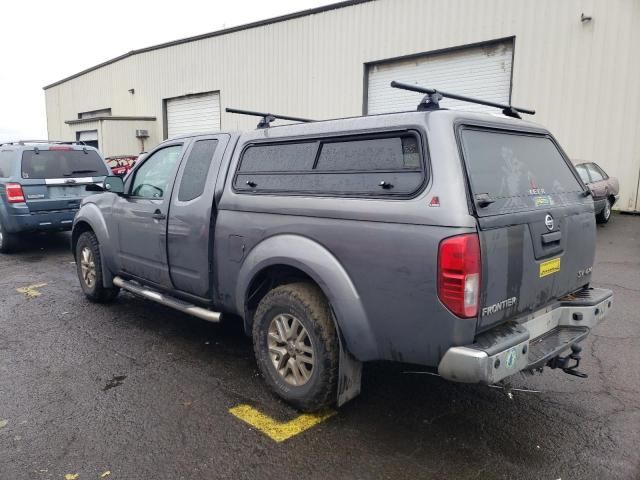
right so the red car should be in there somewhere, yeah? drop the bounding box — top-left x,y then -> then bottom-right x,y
574,161 -> 620,224
106,155 -> 139,177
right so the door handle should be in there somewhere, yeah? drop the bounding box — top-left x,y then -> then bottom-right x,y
152,209 -> 166,220
542,231 -> 561,245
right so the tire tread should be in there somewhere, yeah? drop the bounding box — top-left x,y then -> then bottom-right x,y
253,282 -> 339,412
76,231 -> 119,303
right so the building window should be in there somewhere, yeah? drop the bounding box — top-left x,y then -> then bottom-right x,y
77,108 -> 112,120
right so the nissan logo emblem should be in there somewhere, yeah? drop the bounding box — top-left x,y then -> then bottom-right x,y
545,214 -> 554,231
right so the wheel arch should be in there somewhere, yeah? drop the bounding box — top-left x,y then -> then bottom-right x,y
72,204 -> 117,287
71,220 -> 94,257
237,234 -> 378,361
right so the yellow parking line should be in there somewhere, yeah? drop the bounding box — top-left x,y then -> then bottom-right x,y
16,283 -> 47,298
229,404 -> 336,442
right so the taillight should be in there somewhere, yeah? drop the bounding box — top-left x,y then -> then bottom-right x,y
438,233 -> 481,318
49,145 -> 73,151
5,183 -> 25,203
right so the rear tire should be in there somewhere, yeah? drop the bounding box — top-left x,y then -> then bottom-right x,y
0,220 -> 18,254
75,231 -> 119,303
596,198 -> 612,224
253,282 -> 339,412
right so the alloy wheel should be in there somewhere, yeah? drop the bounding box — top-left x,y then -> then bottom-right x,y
267,313 -> 315,386
80,246 -> 97,288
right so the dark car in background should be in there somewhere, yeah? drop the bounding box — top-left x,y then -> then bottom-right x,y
0,140 -> 110,253
574,161 -> 619,224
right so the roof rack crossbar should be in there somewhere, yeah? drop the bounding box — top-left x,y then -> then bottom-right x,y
390,81 -> 535,119
226,108 -> 314,129
0,139 -> 86,146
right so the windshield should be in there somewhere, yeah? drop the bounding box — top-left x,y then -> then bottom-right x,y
21,149 -> 109,179
460,128 -> 583,215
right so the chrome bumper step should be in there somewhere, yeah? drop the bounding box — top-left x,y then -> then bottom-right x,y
526,326 -> 589,369
438,288 -> 613,384
113,276 -> 221,323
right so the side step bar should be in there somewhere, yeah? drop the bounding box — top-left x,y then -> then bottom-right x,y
113,276 -> 221,323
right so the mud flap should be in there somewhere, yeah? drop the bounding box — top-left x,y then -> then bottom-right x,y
337,335 -> 363,407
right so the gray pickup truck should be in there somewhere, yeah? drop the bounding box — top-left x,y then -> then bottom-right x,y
71,86 -> 612,411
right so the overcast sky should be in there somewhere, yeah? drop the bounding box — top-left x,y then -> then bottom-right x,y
0,0 -> 335,142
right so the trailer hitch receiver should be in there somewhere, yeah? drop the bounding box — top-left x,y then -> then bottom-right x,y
547,343 -> 588,378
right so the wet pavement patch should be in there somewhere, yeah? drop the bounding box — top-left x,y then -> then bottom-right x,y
2,223 -> 640,479
102,375 -> 127,392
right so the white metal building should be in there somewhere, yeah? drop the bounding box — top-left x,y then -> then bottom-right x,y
44,0 -> 640,211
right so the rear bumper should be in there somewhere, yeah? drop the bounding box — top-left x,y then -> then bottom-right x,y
2,209 -> 77,233
438,288 -> 613,384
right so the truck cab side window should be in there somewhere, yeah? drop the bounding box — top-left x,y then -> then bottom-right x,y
178,139 -> 218,201
130,145 -> 182,198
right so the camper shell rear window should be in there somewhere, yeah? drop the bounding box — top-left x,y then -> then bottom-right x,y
458,127 -> 583,215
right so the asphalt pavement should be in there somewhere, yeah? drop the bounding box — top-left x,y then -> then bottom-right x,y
1,215 -> 639,479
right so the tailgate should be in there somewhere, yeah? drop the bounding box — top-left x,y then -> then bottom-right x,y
459,127 -> 595,331
20,148 -> 108,212
22,178 -> 100,212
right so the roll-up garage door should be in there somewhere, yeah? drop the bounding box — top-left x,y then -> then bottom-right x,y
77,130 -> 99,149
166,92 -> 221,138
367,40 -> 514,114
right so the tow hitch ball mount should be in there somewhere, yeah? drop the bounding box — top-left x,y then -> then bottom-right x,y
547,344 -> 588,378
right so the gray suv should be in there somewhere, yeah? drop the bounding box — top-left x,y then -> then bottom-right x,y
0,141 -> 110,253
71,87 -> 613,411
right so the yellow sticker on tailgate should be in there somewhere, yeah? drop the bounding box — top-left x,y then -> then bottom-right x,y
540,257 -> 561,277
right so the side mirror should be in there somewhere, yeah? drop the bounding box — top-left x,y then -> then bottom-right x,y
104,175 -> 125,194
85,183 -> 104,192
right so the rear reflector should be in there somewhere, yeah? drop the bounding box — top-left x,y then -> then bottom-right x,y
5,183 -> 25,203
438,233 -> 481,318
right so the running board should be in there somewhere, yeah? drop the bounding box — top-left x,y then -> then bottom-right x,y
113,276 -> 221,323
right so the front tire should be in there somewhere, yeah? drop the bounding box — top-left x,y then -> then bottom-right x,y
596,198 -> 612,224
253,282 -> 339,412
0,220 -> 18,254
75,231 -> 119,303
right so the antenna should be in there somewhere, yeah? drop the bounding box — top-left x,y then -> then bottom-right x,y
390,81 -> 535,119
226,108 -> 314,129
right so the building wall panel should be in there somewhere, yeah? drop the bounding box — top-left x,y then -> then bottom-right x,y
45,0 -> 640,210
